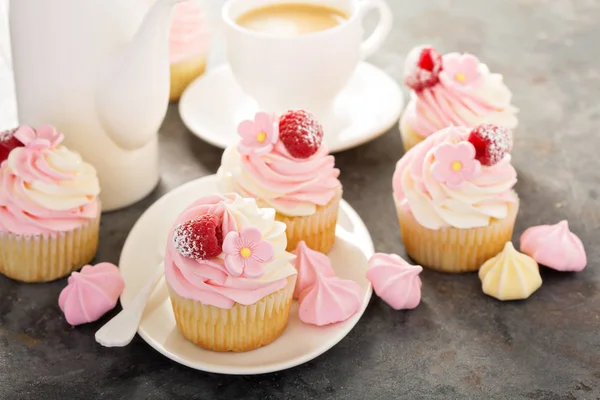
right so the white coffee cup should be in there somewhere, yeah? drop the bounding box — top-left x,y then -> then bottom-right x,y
223,0 -> 393,117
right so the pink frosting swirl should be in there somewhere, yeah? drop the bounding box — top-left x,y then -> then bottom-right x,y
164,194 -> 297,309
169,1 -> 210,64
403,52 -> 518,138
219,141 -> 341,216
393,126 -> 518,230
0,126 -> 100,235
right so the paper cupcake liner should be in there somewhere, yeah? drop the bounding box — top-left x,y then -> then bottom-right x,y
399,115 -> 427,152
275,188 -> 342,254
168,276 -> 296,352
395,196 -> 519,273
169,56 -> 207,102
0,213 -> 101,282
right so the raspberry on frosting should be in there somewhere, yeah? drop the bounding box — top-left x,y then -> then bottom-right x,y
468,123 -> 512,166
278,109 -> 324,159
0,128 -> 24,164
404,45 -> 444,91
172,214 -> 223,260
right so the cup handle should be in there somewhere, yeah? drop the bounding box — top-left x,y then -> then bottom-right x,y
357,0 -> 393,60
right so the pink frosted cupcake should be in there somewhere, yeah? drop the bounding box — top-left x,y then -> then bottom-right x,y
169,1 -> 210,101
0,126 -> 101,282
392,124 -> 518,273
400,45 -> 518,151
218,110 -> 342,254
165,193 -> 297,352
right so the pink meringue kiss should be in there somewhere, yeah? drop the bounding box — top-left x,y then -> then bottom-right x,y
293,241 -> 362,326
298,275 -> 363,326
292,241 -> 335,299
367,253 -> 423,310
520,220 -> 587,272
58,263 -> 125,326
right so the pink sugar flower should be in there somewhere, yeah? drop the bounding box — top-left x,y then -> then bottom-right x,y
223,227 -> 274,278
431,142 -> 481,189
237,112 -> 279,155
15,125 -> 64,149
440,53 -> 483,89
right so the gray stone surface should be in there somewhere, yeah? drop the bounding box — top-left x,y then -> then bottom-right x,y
1,0 -> 600,399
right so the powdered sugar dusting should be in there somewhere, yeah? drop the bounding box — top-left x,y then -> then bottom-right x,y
468,124 -> 511,166
172,214 -> 223,259
173,222 -> 205,259
404,46 -> 443,91
0,127 -> 17,143
279,110 -> 323,158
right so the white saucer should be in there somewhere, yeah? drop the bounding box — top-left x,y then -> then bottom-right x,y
179,63 -> 403,153
119,175 -> 374,375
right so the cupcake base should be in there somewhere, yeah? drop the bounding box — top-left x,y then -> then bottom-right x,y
399,113 -> 427,152
275,189 -> 342,254
169,56 -> 207,102
395,197 -> 519,273
0,214 -> 101,283
168,276 -> 296,352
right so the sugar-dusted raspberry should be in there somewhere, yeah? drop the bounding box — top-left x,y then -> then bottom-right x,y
468,124 -> 512,166
172,214 -> 223,260
0,128 -> 23,163
404,46 -> 443,91
278,110 -> 324,159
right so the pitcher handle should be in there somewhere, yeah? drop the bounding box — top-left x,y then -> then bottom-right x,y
357,0 -> 393,60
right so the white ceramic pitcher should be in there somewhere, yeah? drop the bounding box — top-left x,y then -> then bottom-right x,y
9,0 -> 184,211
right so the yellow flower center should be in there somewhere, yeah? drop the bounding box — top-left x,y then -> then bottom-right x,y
451,161 -> 463,171
455,72 -> 466,82
240,247 -> 252,258
256,131 -> 267,143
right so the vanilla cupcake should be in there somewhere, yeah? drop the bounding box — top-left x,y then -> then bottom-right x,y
164,193 -> 297,352
169,1 -> 209,102
392,124 -> 518,273
0,126 -> 101,282
400,46 -> 518,151
218,110 -> 342,254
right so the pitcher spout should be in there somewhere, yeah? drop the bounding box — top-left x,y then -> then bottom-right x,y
95,0 -> 186,151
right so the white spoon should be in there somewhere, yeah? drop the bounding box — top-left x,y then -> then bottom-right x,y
95,265 -> 164,347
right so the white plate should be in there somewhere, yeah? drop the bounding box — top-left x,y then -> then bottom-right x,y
119,175 -> 374,375
179,62 -> 403,153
